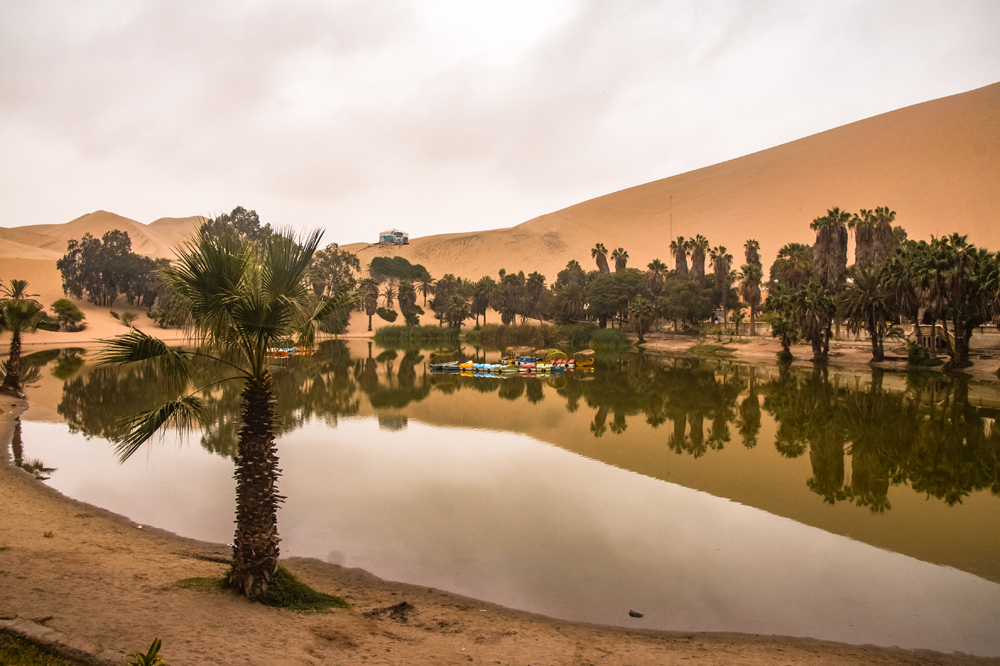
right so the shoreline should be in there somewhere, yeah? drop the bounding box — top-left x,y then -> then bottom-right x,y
3,400 -> 1000,664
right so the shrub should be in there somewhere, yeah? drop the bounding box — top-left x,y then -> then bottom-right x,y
906,341 -> 943,367
111,310 -> 139,326
374,325 -> 459,345
376,307 -> 398,323
51,299 -> 86,331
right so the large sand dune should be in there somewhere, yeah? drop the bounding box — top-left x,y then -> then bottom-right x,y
343,81 -> 1000,280
1,83 -> 997,337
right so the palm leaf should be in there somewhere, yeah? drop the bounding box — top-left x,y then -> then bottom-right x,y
114,395 -> 206,462
98,328 -> 192,383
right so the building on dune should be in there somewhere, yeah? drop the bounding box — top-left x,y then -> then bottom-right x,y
378,228 -> 409,245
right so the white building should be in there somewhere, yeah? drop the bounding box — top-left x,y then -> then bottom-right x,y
378,229 -> 409,245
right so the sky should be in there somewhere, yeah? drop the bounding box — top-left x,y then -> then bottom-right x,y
1,0 -> 999,245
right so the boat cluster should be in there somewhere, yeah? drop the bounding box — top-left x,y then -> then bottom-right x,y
431,355 -> 591,377
265,347 -> 317,359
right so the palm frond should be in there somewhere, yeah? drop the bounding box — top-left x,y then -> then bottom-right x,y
263,229 -> 322,304
113,395 -> 206,462
98,328 -> 191,383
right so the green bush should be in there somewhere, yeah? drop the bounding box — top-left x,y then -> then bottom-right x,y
587,327 -> 629,349
375,325 -> 459,345
376,307 -> 398,323
51,299 -> 86,331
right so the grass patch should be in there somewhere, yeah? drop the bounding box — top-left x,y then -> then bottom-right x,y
258,567 -> 348,611
176,568 -> 347,612
176,575 -> 226,591
465,323 -> 628,351
689,343 -> 734,357
0,632 -> 89,666
374,325 -> 459,346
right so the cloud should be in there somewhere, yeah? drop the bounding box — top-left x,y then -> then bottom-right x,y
1,0 -> 998,241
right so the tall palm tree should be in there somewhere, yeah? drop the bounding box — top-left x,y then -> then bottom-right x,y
416,272 -> 434,306
872,206 -> 897,267
646,259 -> 667,296
472,276 -> 496,326
0,280 -> 43,397
360,278 -> 379,331
669,236 -> 689,277
690,235 -> 710,283
99,229 -> 357,599
709,246 -> 733,325
744,239 -> 760,267
738,263 -> 763,336
849,209 -> 877,270
792,281 -> 836,360
611,247 -> 629,272
839,266 -> 892,362
811,207 -> 850,340
591,243 -> 610,274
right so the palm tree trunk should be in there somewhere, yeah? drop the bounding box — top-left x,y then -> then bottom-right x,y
869,313 -> 884,362
229,374 -> 282,599
0,330 -> 24,397
749,306 -> 756,336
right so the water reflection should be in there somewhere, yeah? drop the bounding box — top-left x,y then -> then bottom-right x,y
21,341 -> 1000,587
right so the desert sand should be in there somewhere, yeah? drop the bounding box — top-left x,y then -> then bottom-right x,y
4,399 -> 998,666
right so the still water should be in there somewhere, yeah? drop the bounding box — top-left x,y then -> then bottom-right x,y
10,341 -> 1000,655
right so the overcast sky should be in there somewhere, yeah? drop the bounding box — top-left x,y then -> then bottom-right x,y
2,0 -> 999,244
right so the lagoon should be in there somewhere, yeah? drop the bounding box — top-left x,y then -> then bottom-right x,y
12,340 -> 1000,656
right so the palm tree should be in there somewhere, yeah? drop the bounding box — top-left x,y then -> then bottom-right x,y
709,246 -> 733,325
360,278 -> 379,331
628,296 -> 655,343
738,263 -> 763,336
99,229 -> 357,599
690,235 -> 710,283
744,239 -> 760,267
0,280 -> 43,397
670,236 -> 689,277
872,207 -> 897,267
417,273 -> 435,306
471,276 -> 495,326
811,207 -> 850,340
381,281 -> 397,309
767,310 -> 798,363
592,243 -> 610,274
612,247 -> 629,272
769,243 -> 813,290
849,209 -> 877,270
397,280 -> 417,322
839,267 -> 893,362
792,282 -> 836,360
444,293 -> 471,328
647,259 -> 667,296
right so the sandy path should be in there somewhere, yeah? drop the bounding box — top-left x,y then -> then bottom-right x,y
2,397 -> 998,665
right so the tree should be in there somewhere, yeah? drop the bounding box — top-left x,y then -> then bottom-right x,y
51,299 -> 86,331
199,206 -> 272,249
811,208 -> 850,293
839,267 -> 893,362
524,272 -> 547,322
612,247 -> 629,272
738,263 -> 763,336
628,296 -> 655,343
397,280 -> 418,322
382,281 -> 397,309
360,279 -> 379,331
709,246 -> 733,325
769,243 -> 813,291
792,282 -> 836,360
416,272 -> 435,306
670,236 -> 689,277
646,259 -> 668,296
470,276 -> 495,326
57,230 -> 149,307
444,294 -> 472,328
99,228 -> 356,599
744,239 -> 760,267
1,280 -> 43,397
592,243 -> 610,274
309,244 -> 360,297
766,310 -> 798,362
849,209 -> 877,270
690,235 -> 710,283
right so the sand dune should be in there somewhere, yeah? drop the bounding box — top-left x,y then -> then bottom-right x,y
2,83 -> 997,340
343,81 -> 1000,280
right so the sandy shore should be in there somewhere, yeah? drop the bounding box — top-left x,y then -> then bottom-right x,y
2,395 -> 999,666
